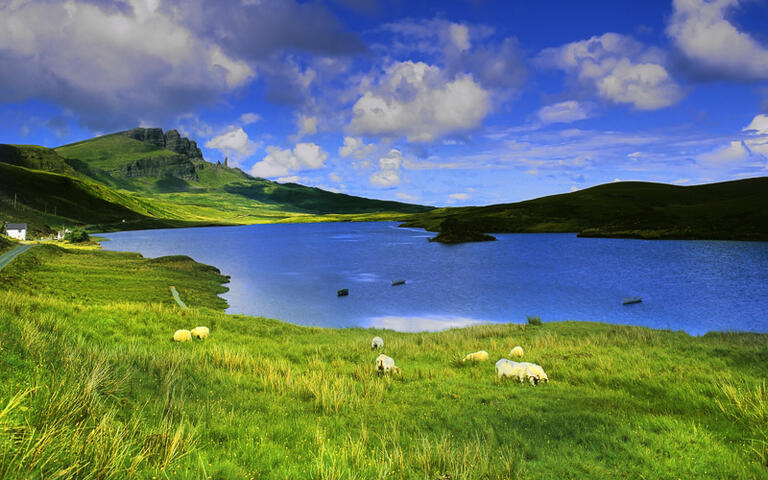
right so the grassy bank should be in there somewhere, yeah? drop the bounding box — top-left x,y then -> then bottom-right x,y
0,245 -> 766,479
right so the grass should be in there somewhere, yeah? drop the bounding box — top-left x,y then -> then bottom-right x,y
0,245 -> 767,478
402,177 -> 768,241
1,142 -> 430,237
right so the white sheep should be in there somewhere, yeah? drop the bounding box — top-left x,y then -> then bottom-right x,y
495,359 -> 531,383
521,362 -> 548,385
463,350 -> 489,362
172,329 -> 192,342
191,326 -> 209,340
371,336 -> 384,350
510,346 -> 524,359
375,354 -> 400,375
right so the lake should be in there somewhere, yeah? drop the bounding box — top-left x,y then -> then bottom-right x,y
99,222 -> 768,335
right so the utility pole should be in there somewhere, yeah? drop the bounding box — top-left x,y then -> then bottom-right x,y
13,193 -> 17,209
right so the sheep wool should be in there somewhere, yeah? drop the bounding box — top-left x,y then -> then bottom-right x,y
510,346 -> 524,358
522,362 -> 549,385
371,336 -> 384,350
376,354 -> 398,374
173,329 -> 192,342
463,350 -> 489,362
495,359 -> 531,383
191,326 -> 209,340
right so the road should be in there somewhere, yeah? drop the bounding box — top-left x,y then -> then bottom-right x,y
0,244 -> 37,272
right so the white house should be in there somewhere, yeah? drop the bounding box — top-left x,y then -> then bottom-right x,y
5,223 -> 27,241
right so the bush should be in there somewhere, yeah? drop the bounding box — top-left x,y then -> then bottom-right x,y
527,315 -> 542,326
64,229 -> 90,243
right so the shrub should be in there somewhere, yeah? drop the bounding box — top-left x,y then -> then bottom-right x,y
527,315 -> 542,326
64,229 -> 90,243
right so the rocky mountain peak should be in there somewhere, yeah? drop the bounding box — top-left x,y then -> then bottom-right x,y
121,128 -> 203,160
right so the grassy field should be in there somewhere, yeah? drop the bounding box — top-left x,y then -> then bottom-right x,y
403,177 -> 768,241
0,244 -> 766,479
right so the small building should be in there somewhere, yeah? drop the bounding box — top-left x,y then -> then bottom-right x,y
56,228 -> 71,241
5,223 -> 27,241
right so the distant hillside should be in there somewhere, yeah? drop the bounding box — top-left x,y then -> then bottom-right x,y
401,178 -> 768,241
53,128 -> 430,215
0,130 -> 430,236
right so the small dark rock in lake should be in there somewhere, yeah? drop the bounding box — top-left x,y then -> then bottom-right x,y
337,288 -> 349,297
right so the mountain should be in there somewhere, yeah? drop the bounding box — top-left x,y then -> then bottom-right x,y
401,178 -> 768,241
0,129 -> 431,236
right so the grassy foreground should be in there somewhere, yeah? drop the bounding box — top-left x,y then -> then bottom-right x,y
0,246 -> 767,479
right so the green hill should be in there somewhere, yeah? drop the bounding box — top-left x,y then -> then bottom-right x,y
53,128 -> 430,215
402,178 -> 768,241
0,130 -> 431,236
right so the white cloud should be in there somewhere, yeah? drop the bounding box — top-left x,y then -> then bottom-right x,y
744,114 -> 768,136
249,142 -> 328,178
329,173 -> 342,183
448,193 -> 470,200
349,61 -> 491,142
396,192 -> 419,201
699,141 -> 751,163
667,0 -> 768,81
239,112 -> 261,125
275,175 -> 303,184
536,101 -> 590,125
628,152 -> 642,158
539,33 -> 683,110
0,0 -> 254,129
339,136 -> 375,158
370,149 -> 403,187
448,23 -> 471,52
294,114 -> 318,140
205,127 -> 259,165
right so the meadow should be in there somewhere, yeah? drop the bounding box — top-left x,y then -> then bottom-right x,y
0,243 -> 766,479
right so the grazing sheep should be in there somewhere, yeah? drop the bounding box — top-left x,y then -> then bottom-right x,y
463,350 -> 489,362
371,336 -> 384,350
521,362 -> 549,385
510,346 -> 524,359
375,354 -> 400,375
172,329 -> 192,342
191,326 -> 209,340
495,359 -> 532,383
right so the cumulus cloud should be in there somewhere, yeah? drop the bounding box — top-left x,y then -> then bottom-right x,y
448,23 -> 471,52
205,127 -> 260,165
0,0 -> 363,130
250,142 -> 328,178
349,61 -> 491,142
239,112 -> 261,125
370,149 -> 403,187
539,33 -> 683,110
448,193 -> 470,200
698,115 -> 768,165
744,114 -> 768,135
339,136 -> 375,159
536,101 -> 590,125
293,114 -> 318,140
0,0 -> 255,130
380,18 -> 526,94
667,0 -> 768,81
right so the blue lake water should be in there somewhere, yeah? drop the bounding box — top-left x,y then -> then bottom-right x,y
99,222 -> 768,335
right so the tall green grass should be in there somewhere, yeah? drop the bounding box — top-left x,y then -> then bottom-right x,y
0,246 -> 766,478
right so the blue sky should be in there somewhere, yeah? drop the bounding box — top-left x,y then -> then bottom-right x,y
2,0 -> 768,206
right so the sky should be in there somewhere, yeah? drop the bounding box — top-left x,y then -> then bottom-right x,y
1,0 -> 768,207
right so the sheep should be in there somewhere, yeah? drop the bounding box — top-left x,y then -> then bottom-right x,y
191,326 -> 209,340
510,346 -> 524,359
371,336 -> 384,350
521,362 -> 549,385
172,329 -> 192,342
495,359 -> 530,382
463,350 -> 489,362
375,354 -> 400,375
